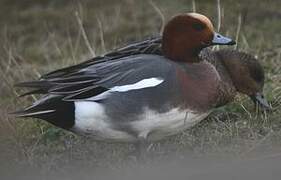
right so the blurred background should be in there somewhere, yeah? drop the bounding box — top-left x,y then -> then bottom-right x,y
0,0 -> 281,179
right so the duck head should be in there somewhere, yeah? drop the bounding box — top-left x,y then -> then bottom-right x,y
217,50 -> 271,110
162,13 -> 235,62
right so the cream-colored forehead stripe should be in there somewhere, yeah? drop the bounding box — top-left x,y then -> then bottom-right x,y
187,13 -> 214,31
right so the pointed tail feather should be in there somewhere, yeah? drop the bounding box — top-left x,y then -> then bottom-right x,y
15,80 -> 50,88
12,109 -> 56,118
18,89 -> 45,97
15,80 -> 51,95
13,95 -> 75,129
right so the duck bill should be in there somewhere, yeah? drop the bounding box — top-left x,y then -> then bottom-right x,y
211,32 -> 236,45
250,92 -> 271,110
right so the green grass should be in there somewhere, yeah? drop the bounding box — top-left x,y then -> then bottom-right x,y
0,0 -> 281,174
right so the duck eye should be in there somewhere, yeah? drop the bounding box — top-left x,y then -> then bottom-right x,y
192,22 -> 206,31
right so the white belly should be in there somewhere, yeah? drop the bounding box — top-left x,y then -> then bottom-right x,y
72,101 -> 136,142
72,101 -> 210,142
131,108 -> 210,141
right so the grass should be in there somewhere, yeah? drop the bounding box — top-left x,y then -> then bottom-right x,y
0,0 -> 281,177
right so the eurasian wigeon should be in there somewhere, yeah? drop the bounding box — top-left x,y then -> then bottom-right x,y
15,13 -> 269,145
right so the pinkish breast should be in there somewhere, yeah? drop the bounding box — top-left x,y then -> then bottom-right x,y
176,61 -> 221,112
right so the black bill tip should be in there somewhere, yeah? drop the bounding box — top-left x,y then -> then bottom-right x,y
250,92 -> 271,110
226,40 -> 236,45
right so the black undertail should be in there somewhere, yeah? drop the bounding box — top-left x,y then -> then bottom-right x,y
14,95 -> 75,129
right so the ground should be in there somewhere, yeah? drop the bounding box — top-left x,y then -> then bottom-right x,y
0,0 -> 281,179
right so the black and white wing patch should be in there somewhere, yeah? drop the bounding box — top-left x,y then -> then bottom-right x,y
86,77 -> 164,101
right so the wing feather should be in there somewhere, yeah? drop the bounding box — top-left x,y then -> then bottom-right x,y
16,36 -> 164,100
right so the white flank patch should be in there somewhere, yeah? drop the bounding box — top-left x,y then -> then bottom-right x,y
131,108 -> 211,141
88,77 -> 164,101
73,102 -> 211,142
73,101 -> 135,141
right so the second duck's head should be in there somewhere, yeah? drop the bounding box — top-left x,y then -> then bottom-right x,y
216,49 -> 271,110
162,13 -> 236,62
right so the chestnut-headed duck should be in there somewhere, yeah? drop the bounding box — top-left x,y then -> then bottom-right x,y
15,13 -> 269,143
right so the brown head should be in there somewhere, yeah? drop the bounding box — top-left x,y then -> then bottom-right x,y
162,13 -> 235,62
216,49 -> 270,109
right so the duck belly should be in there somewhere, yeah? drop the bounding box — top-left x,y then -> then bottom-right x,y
72,101 -> 210,142
72,101 -> 136,142
131,108 -> 210,141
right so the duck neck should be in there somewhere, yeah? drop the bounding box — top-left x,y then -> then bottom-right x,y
216,61 -> 237,106
163,46 -> 203,63
200,49 -> 237,106
217,67 -> 237,106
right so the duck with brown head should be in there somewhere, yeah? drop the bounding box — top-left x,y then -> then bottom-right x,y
162,13 -> 235,62
16,13 -> 265,147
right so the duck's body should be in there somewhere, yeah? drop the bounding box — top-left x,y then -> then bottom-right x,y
73,51 -> 237,142
15,13 -> 269,143
15,50 -> 238,142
